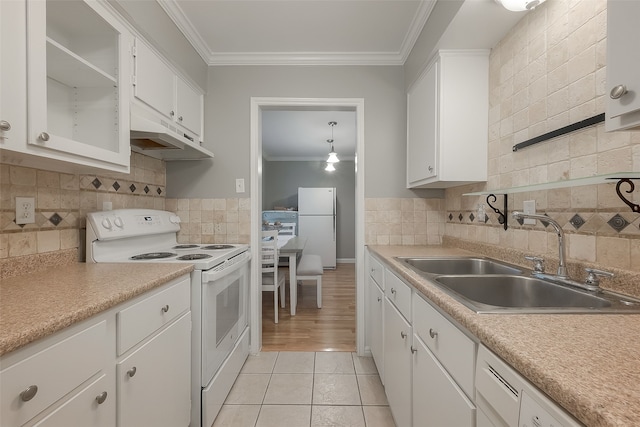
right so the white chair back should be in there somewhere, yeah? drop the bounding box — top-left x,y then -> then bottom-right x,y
261,230 -> 285,323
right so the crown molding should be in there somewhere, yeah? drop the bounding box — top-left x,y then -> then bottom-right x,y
160,0 -> 436,66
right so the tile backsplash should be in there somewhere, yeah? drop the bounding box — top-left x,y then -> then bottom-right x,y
0,153 -> 166,278
443,0 -> 640,273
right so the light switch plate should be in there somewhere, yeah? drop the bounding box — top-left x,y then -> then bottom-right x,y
235,178 -> 245,193
523,200 -> 536,225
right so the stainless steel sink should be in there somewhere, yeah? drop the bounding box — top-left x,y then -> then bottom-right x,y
433,275 -> 640,314
394,256 -> 640,314
397,257 -> 522,275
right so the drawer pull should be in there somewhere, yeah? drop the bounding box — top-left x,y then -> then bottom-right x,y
400,331 -> 407,339
161,304 -> 170,313
411,346 -> 417,354
377,297 -> 381,302
95,391 -> 108,404
127,367 -> 137,378
429,328 -> 438,339
20,385 -> 38,402
390,288 -> 396,295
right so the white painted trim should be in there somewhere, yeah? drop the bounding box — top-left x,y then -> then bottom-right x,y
160,0 -> 436,67
250,97 -> 366,356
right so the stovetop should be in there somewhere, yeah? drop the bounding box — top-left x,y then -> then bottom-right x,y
86,209 -> 249,270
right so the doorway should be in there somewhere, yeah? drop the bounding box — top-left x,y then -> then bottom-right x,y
249,97 -> 366,355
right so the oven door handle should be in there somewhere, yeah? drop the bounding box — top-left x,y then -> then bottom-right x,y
201,251 -> 251,282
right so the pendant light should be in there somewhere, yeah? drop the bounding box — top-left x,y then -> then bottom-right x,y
495,0 -> 545,11
324,162 -> 336,172
326,121 -> 339,164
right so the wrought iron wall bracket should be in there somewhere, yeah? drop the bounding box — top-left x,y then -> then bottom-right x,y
615,178 -> 640,213
487,194 -> 508,230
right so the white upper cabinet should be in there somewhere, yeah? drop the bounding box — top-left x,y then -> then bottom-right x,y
133,39 -> 203,139
407,50 -> 489,188
10,0 -> 133,173
605,0 -> 640,131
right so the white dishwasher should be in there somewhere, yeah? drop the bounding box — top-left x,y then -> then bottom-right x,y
476,345 -> 584,427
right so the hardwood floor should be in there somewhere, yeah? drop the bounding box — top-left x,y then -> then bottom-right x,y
261,263 -> 356,352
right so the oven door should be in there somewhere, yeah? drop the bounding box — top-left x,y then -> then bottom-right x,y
200,252 -> 250,385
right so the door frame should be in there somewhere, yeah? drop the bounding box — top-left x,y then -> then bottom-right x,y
249,97 -> 366,355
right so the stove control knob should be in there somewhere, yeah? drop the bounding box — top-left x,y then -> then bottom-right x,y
114,217 -> 124,228
101,218 -> 112,230
169,215 -> 181,224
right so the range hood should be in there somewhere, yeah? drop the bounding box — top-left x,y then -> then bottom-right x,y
129,102 -> 214,161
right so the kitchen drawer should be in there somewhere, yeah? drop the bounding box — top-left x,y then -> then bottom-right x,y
413,293 -> 476,398
384,269 -> 411,320
31,373 -> 114,427
369,255 -> 384,289
1,320 -> 107,427
117,276 -> 190,355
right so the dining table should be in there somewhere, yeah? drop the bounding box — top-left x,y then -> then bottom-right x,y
278,236 -> 307,315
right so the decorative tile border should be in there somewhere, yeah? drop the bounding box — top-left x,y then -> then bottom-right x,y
446,210 -> 640,237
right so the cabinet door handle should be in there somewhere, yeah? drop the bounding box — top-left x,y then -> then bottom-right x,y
39,132 -> 50,141
170,110 -> 175,117
429,328 -> 438,339
95,391 -> 108,404
610,84 -> 628,99
161,304 -> 170,313
0,120 -> 11,131
178,116 -> 183,122
400,331 -> 407,339
20,385 -> 38,402
390,288 -> 396,295
411,346 -> 417,354
127,367 -> 137,378
377,297 -> 381,302
428,165 -> 433,172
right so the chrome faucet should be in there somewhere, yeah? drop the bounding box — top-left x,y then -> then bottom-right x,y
512,211 -> 568,278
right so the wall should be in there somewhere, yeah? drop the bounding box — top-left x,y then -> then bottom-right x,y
166,65 -> 443,200
263,160 -> 356,259
444,1 -> 640,290
0,153 -> 166,278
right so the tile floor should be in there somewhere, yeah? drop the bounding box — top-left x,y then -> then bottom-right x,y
213,352 -> 397,427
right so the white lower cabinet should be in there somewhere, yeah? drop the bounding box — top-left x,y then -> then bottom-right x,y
366,250 -> 385,382
412,334 -> 475,427
383,299 -> 412,427
0,275 -> 191,427
117,312 -> 191,427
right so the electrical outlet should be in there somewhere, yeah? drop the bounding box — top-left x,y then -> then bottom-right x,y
235,178 -> 245,193
16,197 -> 35,225
523,200 -> 536,225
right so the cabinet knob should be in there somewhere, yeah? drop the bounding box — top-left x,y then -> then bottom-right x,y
429,328 -> 438,339
411,346 -> 417,354
390,288 -> 396,295
95,391 -> 108,404
400,331 -> 407,339
178,116 -> 183,122
161,304 -> 170,313
428,165 -> 433,172
170,110 -> 175,117
610,84 -> 628,99
377,297 -> 381,302
20,385 -> 38,402
39,132 -> 50,142
0,120 -> 11,131
127,367 -> 137,378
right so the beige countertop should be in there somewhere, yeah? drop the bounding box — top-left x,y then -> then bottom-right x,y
369,245 -> 640,427
0,263 -> 194,357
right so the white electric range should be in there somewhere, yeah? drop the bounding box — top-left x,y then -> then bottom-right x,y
86,209 -> 251,427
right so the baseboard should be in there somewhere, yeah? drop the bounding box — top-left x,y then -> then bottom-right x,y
337,258 -> 356,264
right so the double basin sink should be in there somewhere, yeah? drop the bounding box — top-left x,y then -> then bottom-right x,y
396,257 -> 640,314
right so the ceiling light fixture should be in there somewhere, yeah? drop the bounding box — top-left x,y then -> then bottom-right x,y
495,0 -> 545,12
326,121 -> 339,164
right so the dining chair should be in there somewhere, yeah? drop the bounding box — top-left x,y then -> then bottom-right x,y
261,230 -> 286,323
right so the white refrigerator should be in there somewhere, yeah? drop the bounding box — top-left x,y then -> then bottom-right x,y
298,187 -> 336,269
